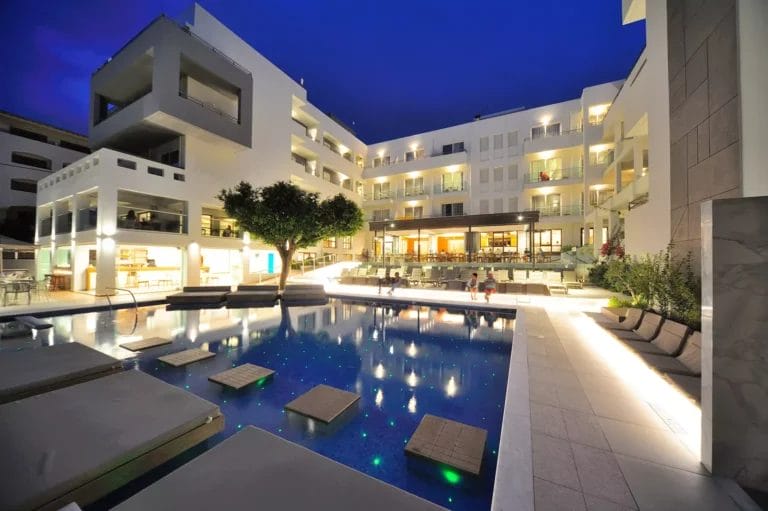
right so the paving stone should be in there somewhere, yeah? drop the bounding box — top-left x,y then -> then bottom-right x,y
405,414 -> 487,475
532,433 -> 581,491
534,477 -> 586,511
158,348 -> 215,367
562,410 -> 610,451
571,443 -> 637,509
584,494 -> 636,511
531,403 -> 567,439
285,384 -> 360,424
208,363 -> 274,390
119,337 -> 172,352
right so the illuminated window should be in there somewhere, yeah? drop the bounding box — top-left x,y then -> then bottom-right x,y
404,177 -> 423,196
323,237 -> 337,249
404,206 -> 423,219
341,236 -> 352,249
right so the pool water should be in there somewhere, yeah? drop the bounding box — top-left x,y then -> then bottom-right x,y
17,299 -> 514,510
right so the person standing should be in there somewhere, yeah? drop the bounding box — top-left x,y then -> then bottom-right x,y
483,271 -> 497,303
467,272 -> 479,301
388,272 -> 401,296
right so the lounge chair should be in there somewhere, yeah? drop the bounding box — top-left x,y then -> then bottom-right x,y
621,320 -> 689,355
591,307 -> 644,331
166,286 -> 230,307
639,331 -> 701,376
0,371 -> 223,511
112,426 -> 444,511
0,342 -> 122,404
367,268 -> 386,286
562,270 -> 582,289
282,284 -> 328,306
610,311 -> 664,341
409,268 -> 423,287
544,271 -> 566,294
226,285 -> 279,308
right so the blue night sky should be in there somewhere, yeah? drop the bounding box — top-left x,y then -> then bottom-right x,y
0,0 -> 645,143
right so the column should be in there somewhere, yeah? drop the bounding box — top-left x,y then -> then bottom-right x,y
95,187 -> 117,295
186,242 -> 201,286
701,197 -> 768,492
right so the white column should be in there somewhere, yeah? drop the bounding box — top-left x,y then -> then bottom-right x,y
186,242 -> 201,286
95,187 -> 118,295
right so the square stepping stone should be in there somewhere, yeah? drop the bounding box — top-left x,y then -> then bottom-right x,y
284,384 -> 360,424
405,414 -> 487,475
158,348 -> 215,367
120,337 -> 172,352
208,364 -> 274,390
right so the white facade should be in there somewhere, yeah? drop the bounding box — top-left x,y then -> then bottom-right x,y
35,3 -> 664,293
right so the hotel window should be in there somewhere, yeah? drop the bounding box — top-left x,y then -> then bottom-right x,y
404,206 -> 423,219
442,172 -> 464,192
11,152 -> 51,170
405,148 -> 424,161
529,157 -> 562,181
531,126 -> 545,140
341,236 -> 352,249
508,197 -> 518,212
10,178 -> 37,193
382,155 -> 391,165
479,168 -> 489,183
508,164 -> 518,180
356,181 -> 364,195
117,158 -> 137,170
532,194 -> 561,216
479,137 -> 489,152
546,123 -> 561,136
442,142 -> 464,155
147,166 -> 164,177
494,198 -> 503,213
323,237 -> 337,249
507,131 -> 518,146
372,209 -> 390,222
479,200 -> 489,214
160,150 -> 180,167
493,134 -> 504,150
533,229 -> 563,253
373,157 -> 381,168
493,166 -> 504,182
298,313 -> 315,332
404,177 -> 424,196
441,203 -> 463,217
373,182 -> 390,199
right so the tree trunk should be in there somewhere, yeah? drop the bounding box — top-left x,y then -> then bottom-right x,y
278,247 -> 294,290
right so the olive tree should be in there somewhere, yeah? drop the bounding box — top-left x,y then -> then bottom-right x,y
218,181 -> 364,289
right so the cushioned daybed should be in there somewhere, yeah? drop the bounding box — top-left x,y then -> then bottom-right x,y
0,342 -> 122,404
226,285 -> 279,308
113,426 -> 444,511
0,370 -> 223,511
166,286 -> 230,308
281,284 -> 328,306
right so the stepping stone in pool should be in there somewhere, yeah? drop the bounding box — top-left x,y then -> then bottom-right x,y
158,348 -> 215,367
284,384 -> 360,424
405,414 -> 487,475
120,337 -> 173,352
208,363 -> 274,390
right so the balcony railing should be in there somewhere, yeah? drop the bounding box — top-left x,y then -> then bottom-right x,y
117,206 -> 187,234
77,208 -> 97,232
529,126 -> 582,142
532,204 -> 584,217
432,182 -> 467,194
292,118 -> 309,136
525,166 -> 584,184
201,226 -> 241,238
179,90 -> 239,124
365,190 -> 394,201
399,187 -> 427,199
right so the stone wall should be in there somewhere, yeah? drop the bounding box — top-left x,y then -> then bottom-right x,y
667,0 -> 741,268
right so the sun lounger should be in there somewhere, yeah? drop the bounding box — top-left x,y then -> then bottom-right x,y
611,312 -> 663,342
0,371 -> 223,511
166,286 -> 230,307
562,270 -> 582,289
226,285 -> 279,308
622,320 -> 689,355
112,426 -> 444,511
0,342 -> 122,404
639,331 -> 701,376
281,284 -> 328,306
589,307 -> 644,331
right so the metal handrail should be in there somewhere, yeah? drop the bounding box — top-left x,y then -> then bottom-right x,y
96,287 -> 138,335
178,90 -> 239,124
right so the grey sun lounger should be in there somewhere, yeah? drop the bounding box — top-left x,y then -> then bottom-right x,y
621,320 -> 689,356
591,307 -> 645,331
0,370 -> 223,511
639,331 -> 702,377
113,426 -> 445,511
226,285 -> 279,308
0,342 -> 122,404
281,284 -> 328,306
610,311 -> 664,342
166,286 -> 230,307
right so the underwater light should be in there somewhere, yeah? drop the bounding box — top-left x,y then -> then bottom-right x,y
441,468 -> 462,485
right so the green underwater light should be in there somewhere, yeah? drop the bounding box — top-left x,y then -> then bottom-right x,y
441,468 -> 462,485
372,456 -> 382,466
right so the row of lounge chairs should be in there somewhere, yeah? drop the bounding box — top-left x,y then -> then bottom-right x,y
340,266 -> 582,294
0,341 -> 440,511
592,308 -> 702,401
166,284 -> 328,308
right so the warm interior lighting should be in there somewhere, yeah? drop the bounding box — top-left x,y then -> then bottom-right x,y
377,149 -> 385,158
535,150 -> 556,160
590,143 -> 612,153
406,370 -> 419,387
408,395 -> 417,414
407,341 -> 418,358
445,165 -> 460,173
540,115 -> 552,126
374,363 -> 386,379
588,103 -> 610,116
375,388 -> 383,407
409,142 -> 419,151
445,376 -> 457,397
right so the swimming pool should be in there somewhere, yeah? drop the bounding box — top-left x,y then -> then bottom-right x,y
12,299 -> 514,510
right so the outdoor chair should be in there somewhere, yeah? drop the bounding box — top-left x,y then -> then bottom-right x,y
495,269 -> 510,282
410,268 -> 423,287
512,269 -> 527,282
621,320 -> 689,356
611,312 -> 664,342
562,270 -> 582,289
596,307 -> 645,331
528,270 -> 544,283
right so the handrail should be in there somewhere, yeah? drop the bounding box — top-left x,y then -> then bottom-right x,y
178,90 -> 239,124
95,287 -> 138,335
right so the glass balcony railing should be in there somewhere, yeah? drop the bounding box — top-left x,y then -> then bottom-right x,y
201,226 -> 241,238
533,204 -> 584,217
525,166 -> 584,184
433,182 -> 467,194
365,190 -> 394,201
117,206 -> 187,234
77,208 -> 98,231
399,187 -> 427,198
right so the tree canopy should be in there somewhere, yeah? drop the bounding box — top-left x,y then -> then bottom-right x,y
218,180 -> 364,287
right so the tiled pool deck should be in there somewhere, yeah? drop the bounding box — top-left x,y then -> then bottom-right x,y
1,279 -> 760,511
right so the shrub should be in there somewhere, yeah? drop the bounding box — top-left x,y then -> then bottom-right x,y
607,296 -> 635,308
588,262 -> 610,288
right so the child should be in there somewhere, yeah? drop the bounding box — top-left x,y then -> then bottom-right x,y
483,271 -> 497,303
467,272 -> 479,301
387,272 -> 401,296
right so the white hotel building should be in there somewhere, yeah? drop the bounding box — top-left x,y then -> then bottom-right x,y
34,3 -> 666,294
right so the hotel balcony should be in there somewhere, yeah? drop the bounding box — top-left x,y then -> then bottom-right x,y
90,15 -> 253,150
528,204 -> 584,220
600,173 -> 649,211
362,151 -> 468,179
523,128 -> 583,154
432,181 -> 468,196
524,166 -> 584,188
